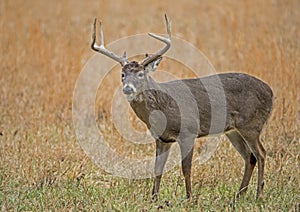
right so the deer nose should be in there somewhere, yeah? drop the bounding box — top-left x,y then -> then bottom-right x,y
123,84 -> 136,95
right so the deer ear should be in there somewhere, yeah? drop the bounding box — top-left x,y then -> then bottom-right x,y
144,57 -> 163,73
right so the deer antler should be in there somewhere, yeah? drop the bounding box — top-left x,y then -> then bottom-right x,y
141,14 -> 171,66
91,18 -> 128,66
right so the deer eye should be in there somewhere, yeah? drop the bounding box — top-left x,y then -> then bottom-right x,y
121,73 -> 125,81
137,71 -> 144,79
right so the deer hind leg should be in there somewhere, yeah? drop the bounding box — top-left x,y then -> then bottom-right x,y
237,128 -> 266,200
152,139 -> 172,201
226,130 -> 257,198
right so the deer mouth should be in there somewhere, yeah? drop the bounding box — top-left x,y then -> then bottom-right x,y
125,93 -> 135,102
123,83 -> 137,101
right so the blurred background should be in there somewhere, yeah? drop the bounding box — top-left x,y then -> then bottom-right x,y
0,0 -> 299,210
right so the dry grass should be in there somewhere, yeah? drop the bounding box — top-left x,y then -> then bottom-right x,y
0,0 -> 299,210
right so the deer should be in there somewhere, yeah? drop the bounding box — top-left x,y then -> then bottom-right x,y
91,15 -> 274,201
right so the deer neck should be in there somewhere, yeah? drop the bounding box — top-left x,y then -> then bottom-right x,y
129,76 -> 161,128
146,75 -> 159,89
130,75 -> 160,103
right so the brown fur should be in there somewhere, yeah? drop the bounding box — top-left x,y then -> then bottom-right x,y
123,63 -> 273,200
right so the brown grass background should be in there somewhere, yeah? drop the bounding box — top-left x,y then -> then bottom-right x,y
0,0 -> 299,209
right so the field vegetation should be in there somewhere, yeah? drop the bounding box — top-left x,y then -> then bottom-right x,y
0,0 -> 299,211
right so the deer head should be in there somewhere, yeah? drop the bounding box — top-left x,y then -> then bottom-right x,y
91,15 -> 171,102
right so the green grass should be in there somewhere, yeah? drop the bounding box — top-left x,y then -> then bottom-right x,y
1,169 -> 299,211
1,0 -> 300,211
0,124 -> 298,211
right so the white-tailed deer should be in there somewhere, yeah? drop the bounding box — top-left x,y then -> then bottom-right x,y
91,15 -> 274,200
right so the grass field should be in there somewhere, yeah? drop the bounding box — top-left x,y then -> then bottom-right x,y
1,0 -> 299,211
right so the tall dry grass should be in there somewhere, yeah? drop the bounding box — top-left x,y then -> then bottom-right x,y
0,0 -> 299,210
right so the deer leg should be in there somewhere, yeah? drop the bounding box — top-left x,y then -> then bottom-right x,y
152,139 -> 172,200
253,139 -> 266,200
226,130 -> 257,198
179,137 -> 195,199
238,129 -> 266,200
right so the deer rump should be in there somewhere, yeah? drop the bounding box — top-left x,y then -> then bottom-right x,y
130,73 -> 274,143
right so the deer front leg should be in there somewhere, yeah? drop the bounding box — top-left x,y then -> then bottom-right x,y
179,137 -> 195,199
152,139 -> 172,201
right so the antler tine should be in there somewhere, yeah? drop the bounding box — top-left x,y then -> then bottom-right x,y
99,19 -> 105,47
91,18 -> 127,66
142,14 -> 171,66
91,18 -> 97,50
